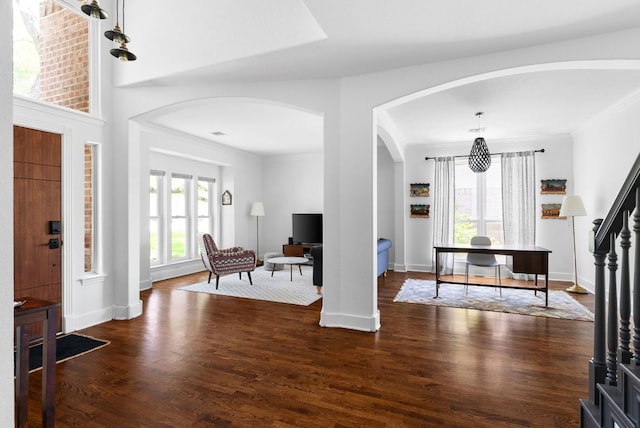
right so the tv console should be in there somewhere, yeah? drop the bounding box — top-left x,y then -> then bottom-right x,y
282,244 -> 314,257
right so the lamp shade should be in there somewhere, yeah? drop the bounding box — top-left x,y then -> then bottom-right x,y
81,0 -> 108,19
250,202 -> 265,217
110,42 -> 137,61
559,195 -> 586,217
468,137 -> 491,173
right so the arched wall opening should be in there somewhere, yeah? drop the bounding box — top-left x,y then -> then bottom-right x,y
131,96 -> 326,291
372,59 -> 640,312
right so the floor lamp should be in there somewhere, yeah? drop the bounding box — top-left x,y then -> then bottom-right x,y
250,202 -> 265,263
559,195 -> 588,294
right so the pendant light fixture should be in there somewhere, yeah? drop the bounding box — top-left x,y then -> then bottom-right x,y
81,0 -> 108,20
468,112 -> 491,173
107,0 -> 137,61
104,0 -> 130,45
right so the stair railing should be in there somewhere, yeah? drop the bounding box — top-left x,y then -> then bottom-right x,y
582,152 -> 640,426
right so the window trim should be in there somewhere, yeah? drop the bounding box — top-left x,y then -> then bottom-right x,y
83,142 -> 102,274
149,170 -> 165,267
195,177 -> 217,255
169,173 -> 192,262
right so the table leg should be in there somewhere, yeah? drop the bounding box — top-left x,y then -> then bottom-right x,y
290,264 -> 293,281
298,264 -> 303,276
435,248 -> 441,298
15,326 -> 29,428
545,274 -> 549,307
42,306 -> 57,427
271,264 -> 276,277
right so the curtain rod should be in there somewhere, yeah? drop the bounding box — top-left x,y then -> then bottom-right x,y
424,148 -> 545,161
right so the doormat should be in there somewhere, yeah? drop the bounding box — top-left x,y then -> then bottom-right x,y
16,333 -> 110,373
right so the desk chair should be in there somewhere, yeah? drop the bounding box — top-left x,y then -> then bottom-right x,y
465,236 -> 501,296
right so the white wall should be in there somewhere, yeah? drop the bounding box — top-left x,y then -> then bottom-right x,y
572,92 -> 640,291
1,0 -> 13,421
262,153 -> 323,258
401,134 -> 574,277
377,143 -> 395,266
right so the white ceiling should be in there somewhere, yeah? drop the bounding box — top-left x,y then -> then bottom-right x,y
385,70 -> 640,146
130,0 -> 640,155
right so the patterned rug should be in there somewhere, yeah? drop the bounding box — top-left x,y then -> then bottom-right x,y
178,265 -> 321,306
394,279 -> 594,321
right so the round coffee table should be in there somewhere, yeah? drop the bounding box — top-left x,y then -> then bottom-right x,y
266,256 -> 308,281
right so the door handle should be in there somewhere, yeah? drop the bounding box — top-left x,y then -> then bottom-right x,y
47,238 -> 61,249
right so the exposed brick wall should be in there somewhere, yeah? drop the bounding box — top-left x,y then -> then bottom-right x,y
39,1 -> 89,113
84,145 -> 93,272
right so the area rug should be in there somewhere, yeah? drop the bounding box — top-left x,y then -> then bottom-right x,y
178,265 -> 321,306
394,279 -> 594,321
17,333 -> 110,373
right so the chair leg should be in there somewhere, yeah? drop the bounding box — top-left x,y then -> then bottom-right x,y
464,264 -> 469,295
207,271 -> 212,284
247,271 -> 253,285
215,275 -> 220,290
239,272 -> 242,280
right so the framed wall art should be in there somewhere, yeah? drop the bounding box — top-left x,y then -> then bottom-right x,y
410,183 -> 430,197
222,190 -> 232,205
541,203 -> 565,219
410,204 -> 430,218
540,179 -> 567,194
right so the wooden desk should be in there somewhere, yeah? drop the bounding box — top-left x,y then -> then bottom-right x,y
434,244 -> 552,306
14,297 -> 59,428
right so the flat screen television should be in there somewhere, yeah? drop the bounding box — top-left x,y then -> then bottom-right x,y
292,213 -> 323,244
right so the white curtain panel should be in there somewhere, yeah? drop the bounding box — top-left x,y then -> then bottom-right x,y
501,151 -> 536,280
432,157 -> 456,275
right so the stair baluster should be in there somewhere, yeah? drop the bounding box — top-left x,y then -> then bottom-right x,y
618,213 -> 631,367
590,218 -> 607,405
606,233 -> 618,385
633,189 -> 640,367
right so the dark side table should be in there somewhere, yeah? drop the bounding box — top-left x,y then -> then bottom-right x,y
14,297 -> 59,428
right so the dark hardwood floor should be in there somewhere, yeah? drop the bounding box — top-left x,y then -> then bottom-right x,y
26,270 -> 595,427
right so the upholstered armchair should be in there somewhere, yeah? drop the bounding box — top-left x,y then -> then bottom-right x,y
200,234 -> 257,289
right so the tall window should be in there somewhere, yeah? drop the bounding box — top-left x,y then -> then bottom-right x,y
197,178 -> 216,239
150,172 -> 217,266
454,158 -> 503,245
13,0 -> 91,112
83,143 -> 99,273
170,174 -> 191,260
149,171 -> 164,265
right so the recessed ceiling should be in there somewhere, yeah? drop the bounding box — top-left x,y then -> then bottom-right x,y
384,69 -> 640,146
147,99 -> 323,156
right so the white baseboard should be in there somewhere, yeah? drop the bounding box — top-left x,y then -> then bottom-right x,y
113,300 -> 143,320
319,309 -> 380,332
140,278 -> 152,291
392,263 -> 407,272
151,259 -> 204,282
64,307 -> 113,333
405,263 -> 432,272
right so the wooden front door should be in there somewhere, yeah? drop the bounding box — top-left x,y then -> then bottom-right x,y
13,125 -> 63,336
